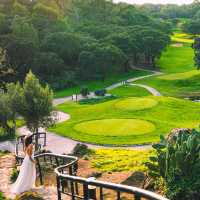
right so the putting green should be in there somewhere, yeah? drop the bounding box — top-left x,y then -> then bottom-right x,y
115,97 -> 158,111
74,119 -> 155,136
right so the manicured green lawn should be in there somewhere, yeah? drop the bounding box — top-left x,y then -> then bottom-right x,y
156,44 -> 194,73
97,33 -> 196,99
171,33 -> 194,44
54,70 -> 150,98
158,70 -> 200,81
74,119 -> 155,136
136,33 -> 198,97
51,96 -> 200,145
115,97 -> 158,111
109,85 -> 151,97
90,149 -> 153,172
51,31 -> 199,146
135,73 -> 200,97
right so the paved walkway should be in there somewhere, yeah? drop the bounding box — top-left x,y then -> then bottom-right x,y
0,69 -> 162,154
17,111 -> 151,154
1,110 -> 151,155
47,68 -> 160,153
130,83 -> 162,96
53,69 -> 162,105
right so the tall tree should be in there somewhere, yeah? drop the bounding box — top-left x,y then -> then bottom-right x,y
0,82 -> 22,137
41,32 -> 81,66
17,71 -> 54,149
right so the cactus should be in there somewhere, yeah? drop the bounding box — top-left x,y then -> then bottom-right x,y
146,128 -> 200,200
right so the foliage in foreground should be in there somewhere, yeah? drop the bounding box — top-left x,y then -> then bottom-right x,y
146,129 -> 200,200
72,143 -> 92,157
0,150 -> 7,157
0,83 -> 22,137
0,191 -> 5,200
10,167 -> 19,183
17,71 -> 54,134
14,192 -> 44,200
0,71 -> 54,149
91,149 -> 153,172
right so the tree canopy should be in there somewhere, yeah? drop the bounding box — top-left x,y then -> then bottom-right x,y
0,0 -> 171,90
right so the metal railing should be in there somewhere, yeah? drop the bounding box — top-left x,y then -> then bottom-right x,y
15,134 -> 169,200
15,132 -> 46,155
55,165 -> 169,200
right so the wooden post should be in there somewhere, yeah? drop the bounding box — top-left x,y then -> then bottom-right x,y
87,177 -> 97,200
83,183 -> 89,200
57,175 -> 62,200
135,194 -> 141,200
36,157 -> 43,185
44,132 -> 47,146
88,185 -> 97,200
100,187 -> 103,200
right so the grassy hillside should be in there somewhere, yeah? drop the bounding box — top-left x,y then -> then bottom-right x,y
109,85 -> 151,97
157,44 -> 194,73
51,96 -> 200,145
136,32 -> 199,97
52,31 -> 200,146
54,70 -> 150,98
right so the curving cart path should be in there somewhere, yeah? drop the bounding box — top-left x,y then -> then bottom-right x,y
17,69 -> 161,154
0,69 -> 162,154
130,83 -> 162,96
17,111 -> 152,154
54,69 -> 162,105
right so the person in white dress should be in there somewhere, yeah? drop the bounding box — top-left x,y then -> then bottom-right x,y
11,135 -> 36,196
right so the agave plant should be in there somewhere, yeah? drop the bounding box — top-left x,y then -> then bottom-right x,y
146,129 -> 200,200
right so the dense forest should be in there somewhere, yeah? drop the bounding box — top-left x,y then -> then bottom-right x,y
140,2 -> 200,34
140,2 -> 200,19
0,0 -> 171,91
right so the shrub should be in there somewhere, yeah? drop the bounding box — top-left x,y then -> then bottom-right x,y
146,128 -> 200,200
94,89 -> 106,96
80,87 -> 90,97
10,168 -> 19,183
0,150 -> 9,157
72,143 -> 92,157
14,192 -> 44,200
88,171 -> 102,178
0,192 -> 5,200
79,95 -> 117,105
0,130 -> 15,142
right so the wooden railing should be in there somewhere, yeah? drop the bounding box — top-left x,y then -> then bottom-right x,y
15,134 -> 169,200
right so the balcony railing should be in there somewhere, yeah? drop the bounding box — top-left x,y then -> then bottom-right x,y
15,134 -> 169,200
